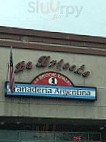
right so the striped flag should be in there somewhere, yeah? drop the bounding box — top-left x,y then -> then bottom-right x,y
9,47 -> 15,93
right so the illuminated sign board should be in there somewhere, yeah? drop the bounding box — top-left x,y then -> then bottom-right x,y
5,82 -> 96,100
5,72 -> 97,101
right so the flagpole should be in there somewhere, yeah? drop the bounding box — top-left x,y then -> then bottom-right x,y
6,62 -> 9,81
6,46 -> 12,81
9,46 -> 15,93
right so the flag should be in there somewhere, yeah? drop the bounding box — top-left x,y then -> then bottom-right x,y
9,47 -> 15,93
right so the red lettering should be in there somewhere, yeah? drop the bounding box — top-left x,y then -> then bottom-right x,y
14,57 -> 90,78
26,61 -> 32,69
36,56 -> 50,67
63,63 -> 70,69
69,65 -> 76,71
80,65 -> 85,70
56,59 -> 63,69
74,65 -> 85,74
48,60 -> 57,67
82,71 -> 90,77
14,61 -> 25,73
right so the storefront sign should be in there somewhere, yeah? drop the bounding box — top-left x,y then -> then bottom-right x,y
14,56 -> 90,78
5,72 -> 97,101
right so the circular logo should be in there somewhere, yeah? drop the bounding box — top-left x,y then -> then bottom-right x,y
48,77 -> 58,85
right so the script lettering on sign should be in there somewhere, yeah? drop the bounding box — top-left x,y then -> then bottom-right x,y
14,56 -> 90,78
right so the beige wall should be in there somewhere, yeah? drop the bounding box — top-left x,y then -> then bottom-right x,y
0,47 -> 106,120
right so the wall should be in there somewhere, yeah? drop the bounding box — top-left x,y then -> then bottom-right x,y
0,46 -> 106,120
